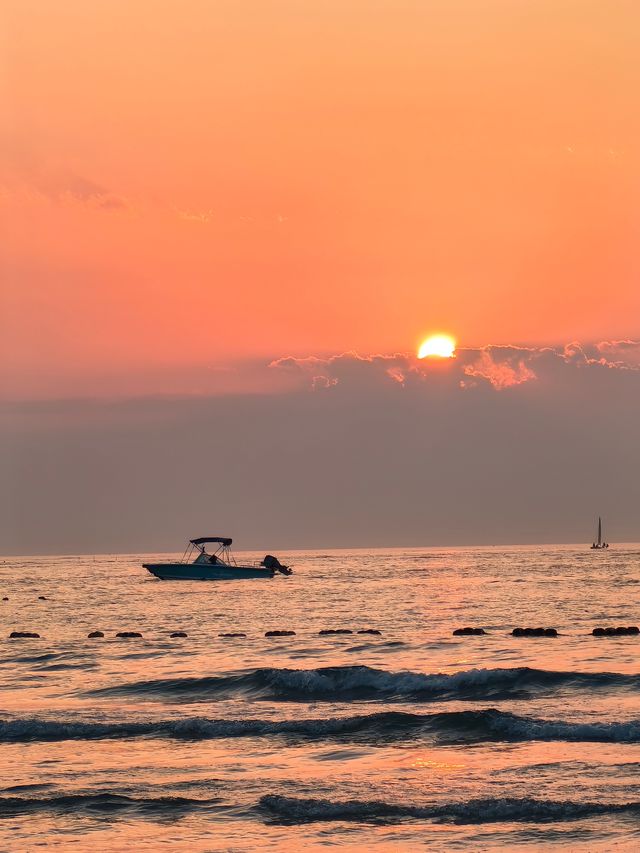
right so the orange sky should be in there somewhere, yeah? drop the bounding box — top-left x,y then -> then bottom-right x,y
2,0 -> 639,397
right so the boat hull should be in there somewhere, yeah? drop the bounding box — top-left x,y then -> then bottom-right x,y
143,563 -> 275,580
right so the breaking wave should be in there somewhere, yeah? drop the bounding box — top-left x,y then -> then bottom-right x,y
89,664 -> 640,703
2,790 -> 638,825
259,794 -> 640,824
0,792 -> 223,818
3,708 -> 640,744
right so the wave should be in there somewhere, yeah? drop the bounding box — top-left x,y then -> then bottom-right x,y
2,790 -> 638,824
0,792 -> 222,818
89,664 -> 640,703
3,709 -> 640,744
259,794 -> 640,825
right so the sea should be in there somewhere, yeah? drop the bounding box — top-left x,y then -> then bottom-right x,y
1,545 -> 640,851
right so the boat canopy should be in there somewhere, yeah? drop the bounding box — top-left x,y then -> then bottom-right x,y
190,537 -> 233,547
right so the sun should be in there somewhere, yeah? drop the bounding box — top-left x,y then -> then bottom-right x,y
418,334 -> 456,359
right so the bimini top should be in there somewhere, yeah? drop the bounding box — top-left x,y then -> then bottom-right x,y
190,537 -> 232,547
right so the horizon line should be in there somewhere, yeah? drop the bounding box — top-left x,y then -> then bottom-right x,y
3,540 -> 640,559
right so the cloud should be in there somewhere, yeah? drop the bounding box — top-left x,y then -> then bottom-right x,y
176,208 -> 212,224
595,339 -> 640,368
462,350 -> 536,390
271,352 -> 421,391
32,171 -> 128,210
270,341 -> 640,393
0,136 -> 127,211
2,167 -> 128,211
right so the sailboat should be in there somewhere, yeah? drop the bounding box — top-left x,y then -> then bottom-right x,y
590,517 -> 609,549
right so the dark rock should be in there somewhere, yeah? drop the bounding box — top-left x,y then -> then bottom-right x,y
357,629 -> 382,635
265,630 -> 296,637
116,631 -> 142,638
454,627 -> 486,636
9,631 -> 40,638
591,625 -> 640,636
603,626 -> 640,636
38,596 -> 48,600
170,631 -> 188,638
87,631 -> 104,638
218,632 -> 247,638
512,627 -> 524,636
2,597 -> 8,601
543,628 -> 558,637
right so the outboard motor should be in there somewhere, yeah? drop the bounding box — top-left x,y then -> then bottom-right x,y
261,554 -> 292,576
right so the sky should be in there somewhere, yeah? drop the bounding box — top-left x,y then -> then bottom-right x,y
1,1 -> 639,552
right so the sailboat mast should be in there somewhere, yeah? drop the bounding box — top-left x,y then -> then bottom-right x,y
597,516 -> 602,546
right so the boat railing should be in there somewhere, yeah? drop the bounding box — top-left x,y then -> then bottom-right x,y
192,555 -> 272,568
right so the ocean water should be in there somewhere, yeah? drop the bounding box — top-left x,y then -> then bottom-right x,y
1,545 -> 640,851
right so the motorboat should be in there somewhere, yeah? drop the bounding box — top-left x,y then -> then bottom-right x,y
590,517 -> 609,549
143,537 -> 292,580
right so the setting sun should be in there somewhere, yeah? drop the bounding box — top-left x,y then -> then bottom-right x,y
418,334 -> 456,359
